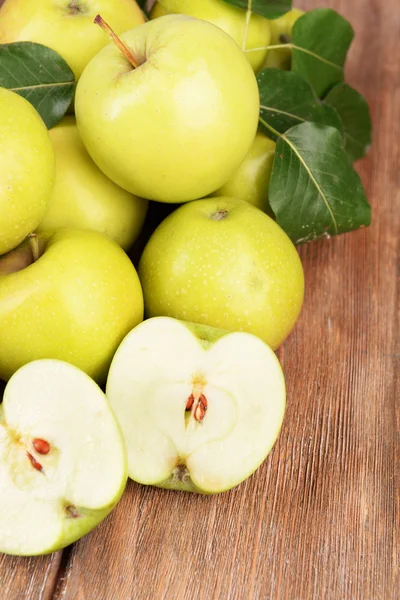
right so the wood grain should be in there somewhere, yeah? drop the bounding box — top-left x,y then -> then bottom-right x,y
0,0 -> 399,598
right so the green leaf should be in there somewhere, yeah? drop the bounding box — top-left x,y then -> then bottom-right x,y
291,9 -> 354,97
269,122 -> 371,244
257,68 -> 344,141
0,42 -> 75,129
324,83 -> 372,162
222,0 -> 292,19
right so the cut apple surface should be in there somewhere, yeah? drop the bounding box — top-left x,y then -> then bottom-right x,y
0,360 -> 127,556
106,317 -> 286,494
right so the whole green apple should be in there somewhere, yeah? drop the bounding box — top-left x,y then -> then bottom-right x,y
0,359 -> 127,556
75,15 -> 260,203
214,131 -> 276,215
36,117 -> 148,250
0,230 -> 144,383
139,198 -> 304,350
150,0 -> 271,72
0,88 -> 55,256
263,8 -> 305,70
0,0 -> 145,81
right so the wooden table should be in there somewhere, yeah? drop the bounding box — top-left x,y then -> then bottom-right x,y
1,0 -> 398,598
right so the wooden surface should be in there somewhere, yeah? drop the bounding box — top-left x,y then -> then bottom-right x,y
0,0 -> 399,598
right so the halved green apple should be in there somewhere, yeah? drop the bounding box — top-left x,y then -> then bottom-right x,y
0,360 -> 127,556
106,317 -> 286,494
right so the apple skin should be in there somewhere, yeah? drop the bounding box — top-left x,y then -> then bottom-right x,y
0,88 -> 55,256
150,0 -> 271,72
263,8 -> 305,70
0,0 -> 145,81
138,198 -> 304,350
36,117 -> 148,250
0,230 -> 144,384
75,15 -> 260,203
213,131 -> 276,215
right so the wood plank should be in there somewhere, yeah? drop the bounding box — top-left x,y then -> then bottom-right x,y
1,0 -> 398,598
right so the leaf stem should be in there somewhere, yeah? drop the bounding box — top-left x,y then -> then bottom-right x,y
259,117 -> 282,139
94,14 -> 139,69
241,0 -> 253,52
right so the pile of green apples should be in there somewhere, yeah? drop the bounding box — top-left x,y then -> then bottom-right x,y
0,0 -> 308,556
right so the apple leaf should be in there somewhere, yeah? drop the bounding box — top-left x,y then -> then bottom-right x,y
257,68 -> 344,141
324,83 -> 372,162
268,122 -> 371,244
221,0 -> 292,19
0,42 -> 75,129
291,9 -> 354,98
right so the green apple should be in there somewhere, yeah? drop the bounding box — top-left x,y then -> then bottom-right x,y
0,88 -> 54,256
106,316 -> 285,493
75,15 -> 260,203
36,117 -> 148,250
139,197 -> 304,350
0,0 -> 145,81
0,359 -> 127,556
0,230 -> 144,384
263,8 -> 305,70
150,0 -> 271,72
213,131 -> 276,214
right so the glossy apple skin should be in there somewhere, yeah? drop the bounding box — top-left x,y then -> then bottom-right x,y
214,132 -> 276,215
139,198 -> 304,350
150,0 -> 271,72
36,117 -> 148,250
263,8 -> 305,70
75,15 -> 260,203
0,230 -> 144,383
0,88 -> 54,256
0,0 -> 145,81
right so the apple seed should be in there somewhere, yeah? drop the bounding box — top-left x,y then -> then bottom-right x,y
26,451 -> 44,474
32,438 -> 50,455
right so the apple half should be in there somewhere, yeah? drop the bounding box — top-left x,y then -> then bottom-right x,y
106,317 -> 286,494
0,360 -> 127,556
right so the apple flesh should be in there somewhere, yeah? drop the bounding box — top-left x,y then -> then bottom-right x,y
213,131 -> 276,215
0,0 -> 145,81
0,230 -> 144,384
36,117 -> 148,250
0,88 -> 54,256
139,197 -> 304,350
150,0 -> 271,72
263,9 -> 305,70
75,15 -> 260,203
106,317 -> 286,494
0,359 -> 127,556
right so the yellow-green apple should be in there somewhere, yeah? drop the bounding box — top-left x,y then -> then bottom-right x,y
139,198 -> 304,350
0,359 -> 127,556
0,88 -> 54,256
0,230 -> 143,383
150,0 -> 271,72
37,117 -> 148,250
75,15 -> 260,203
264,8 -> 305,69
0,0 -> 145,81
106,316 -> 286,493
213,131 -> 276,215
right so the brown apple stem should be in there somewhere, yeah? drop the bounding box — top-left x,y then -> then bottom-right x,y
94,14 -> 139,69
28,233 -> 40,263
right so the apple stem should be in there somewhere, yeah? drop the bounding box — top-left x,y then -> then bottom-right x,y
94,14 -> 139,69
28,233 -> 40,263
